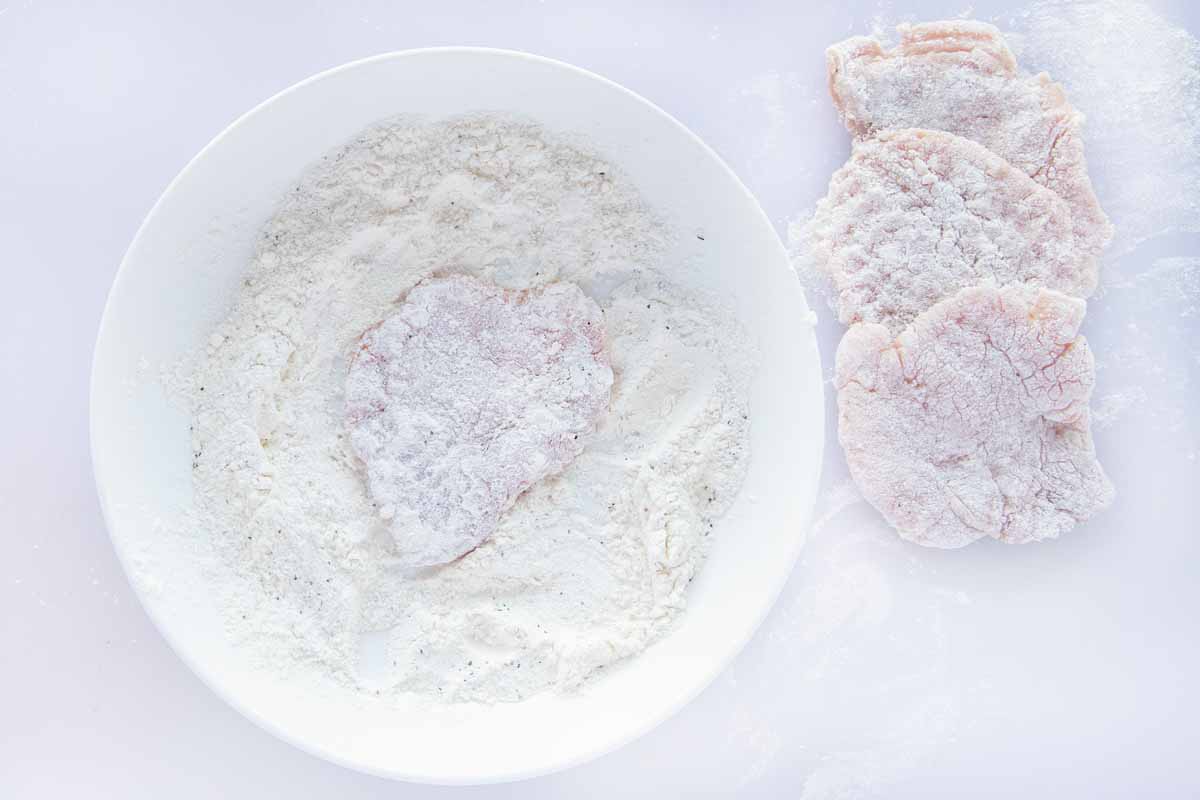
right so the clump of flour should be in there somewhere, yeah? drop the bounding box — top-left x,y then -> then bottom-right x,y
172,114 -> 753,702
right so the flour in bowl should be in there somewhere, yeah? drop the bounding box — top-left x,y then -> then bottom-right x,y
174,114 -> 753,702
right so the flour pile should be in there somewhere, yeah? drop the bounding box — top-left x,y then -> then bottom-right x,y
805,20 -> 1113,548
179,114 -> 752,701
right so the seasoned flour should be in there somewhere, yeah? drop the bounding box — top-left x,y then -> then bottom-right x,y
174,114 -> 753,702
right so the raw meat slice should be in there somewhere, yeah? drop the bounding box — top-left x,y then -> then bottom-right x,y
808,128 -> 1097,333
826,20 -> 1113,261
835,284 -> 1113,548
345,274 -> 612,568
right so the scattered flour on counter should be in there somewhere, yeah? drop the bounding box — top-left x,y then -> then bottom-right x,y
1091,256 -> 1200,437
1007,0 -> 1200,255
167,114 -> 754,703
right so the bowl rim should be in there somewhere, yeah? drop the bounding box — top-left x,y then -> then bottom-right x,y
90,46 -> 824,785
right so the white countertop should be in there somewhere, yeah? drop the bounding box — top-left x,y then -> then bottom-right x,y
3,1 -> 1197,797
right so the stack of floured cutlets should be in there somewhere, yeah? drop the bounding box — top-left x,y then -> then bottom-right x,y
807,21 -> 1114,549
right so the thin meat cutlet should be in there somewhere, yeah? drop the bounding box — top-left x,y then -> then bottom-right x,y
836,284 -> 1113,548
826,20 -> 1113,262
807,128 -> 1098,333
345,274 -> 612,568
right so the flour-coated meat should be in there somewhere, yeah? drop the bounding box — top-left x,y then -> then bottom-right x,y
345,274 -> 612,567
827,21 -> 1113,261
809,128 -> 1097,333
836,284 -> 1113,548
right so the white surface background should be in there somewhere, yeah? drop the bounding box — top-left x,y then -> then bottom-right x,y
2,1 -> 1198,797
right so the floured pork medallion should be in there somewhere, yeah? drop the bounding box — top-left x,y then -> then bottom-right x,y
826,20 -> 1113,260
345,274 -> 613,568
835,284 -> 1113,548
808,128 -> 1097,333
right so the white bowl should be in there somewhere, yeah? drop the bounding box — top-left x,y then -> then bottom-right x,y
91,49 -> 823,784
